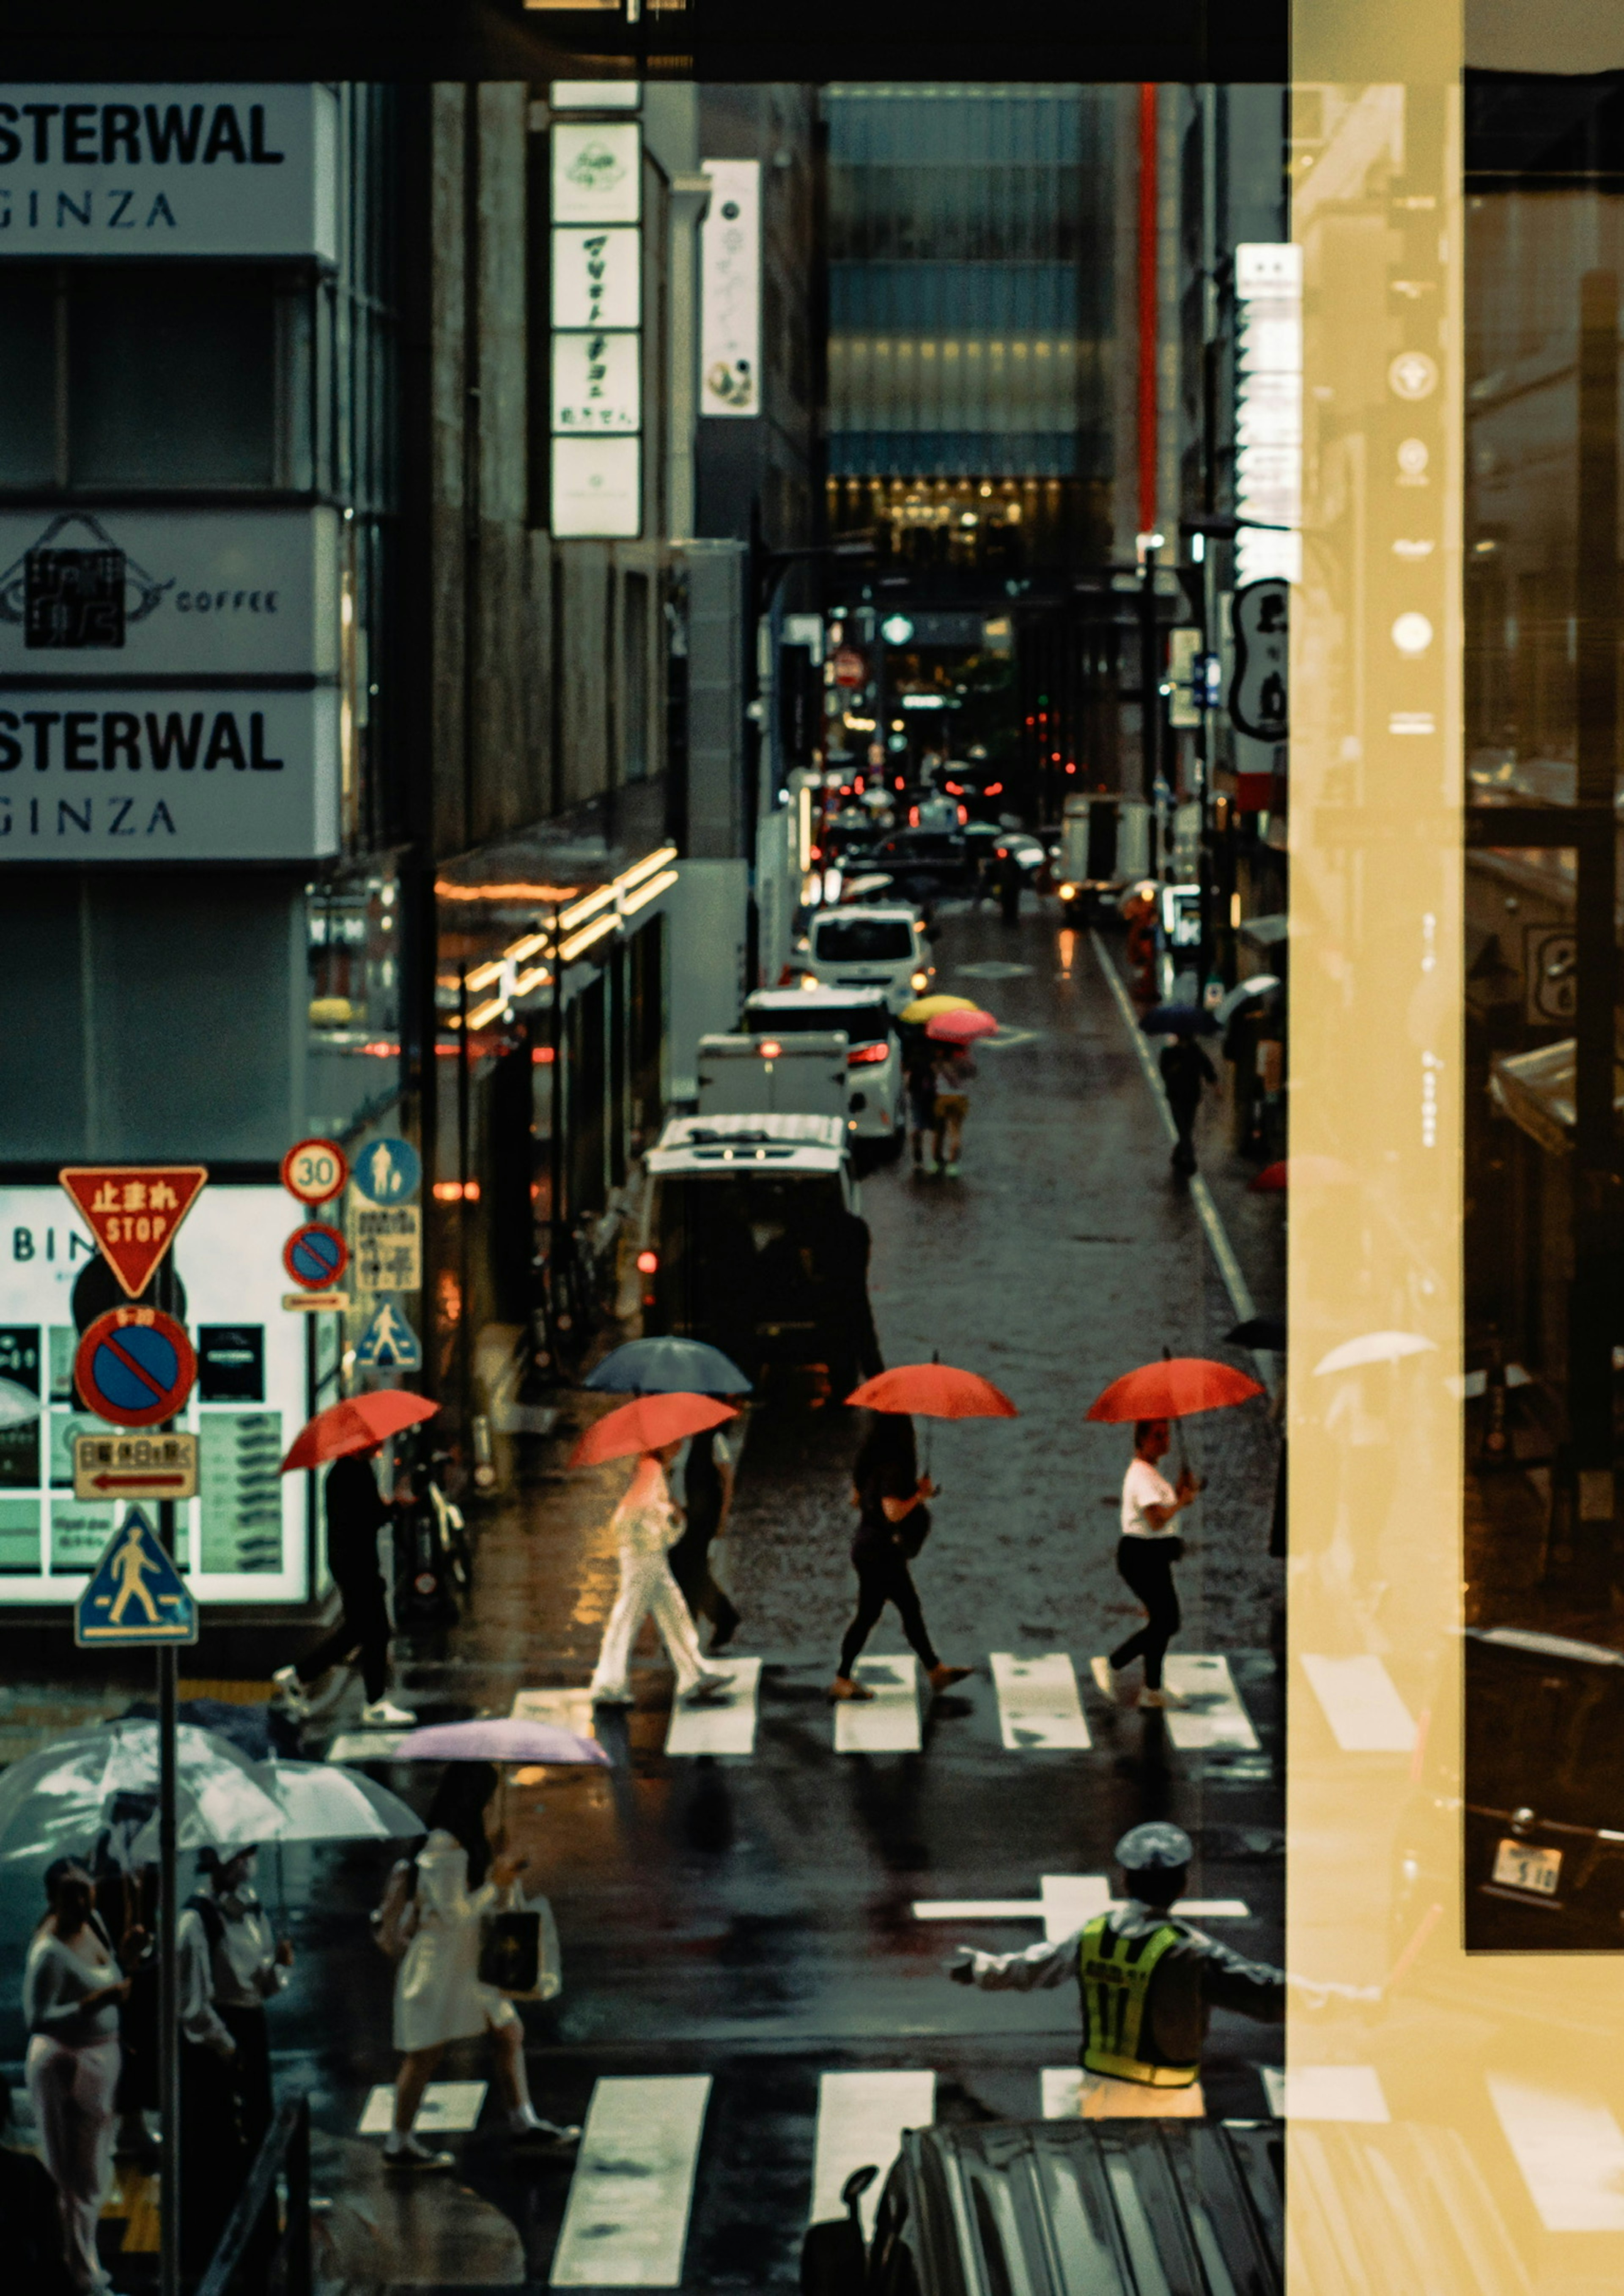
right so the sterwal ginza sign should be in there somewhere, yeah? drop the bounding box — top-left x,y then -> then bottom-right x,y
0,86 -> 337,257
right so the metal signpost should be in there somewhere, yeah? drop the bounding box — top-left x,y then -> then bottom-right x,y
60,1164 -> 206,2296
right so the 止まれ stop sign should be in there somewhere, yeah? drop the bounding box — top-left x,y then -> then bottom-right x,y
283,1222 -> 349,1290
75,1308 -> 197,1430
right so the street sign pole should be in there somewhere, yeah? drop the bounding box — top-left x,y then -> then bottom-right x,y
157,1488 -> 180,2296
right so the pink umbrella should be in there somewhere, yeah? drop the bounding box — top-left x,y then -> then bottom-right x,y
925,1007 -> 998,1044
393,1718 -> 609,1767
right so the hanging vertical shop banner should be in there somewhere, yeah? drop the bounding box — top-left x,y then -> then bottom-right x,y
699,160 -> 761,416
550,115 -> 642,538
1234,242 -> 1302,586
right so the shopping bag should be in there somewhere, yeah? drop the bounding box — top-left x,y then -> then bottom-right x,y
479,1894 -> 562,2000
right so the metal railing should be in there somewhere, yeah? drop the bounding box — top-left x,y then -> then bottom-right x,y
195,2093 -> 311,2296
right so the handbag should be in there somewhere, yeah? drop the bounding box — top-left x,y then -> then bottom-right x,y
478,1893 -> 562,2000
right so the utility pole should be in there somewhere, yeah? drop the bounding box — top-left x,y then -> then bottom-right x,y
1566,267 -> 1621,1603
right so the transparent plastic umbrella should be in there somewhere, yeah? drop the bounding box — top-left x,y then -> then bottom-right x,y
0,1377 -> 42,1428
0,1720 -> 291,1868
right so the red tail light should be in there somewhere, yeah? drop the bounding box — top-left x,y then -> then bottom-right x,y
848,1042 -> 889,1067
636,1249 -> 658,1274
759,1039 -> 783,1059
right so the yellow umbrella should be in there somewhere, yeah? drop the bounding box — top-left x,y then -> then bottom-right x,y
900,994 -> 978,1022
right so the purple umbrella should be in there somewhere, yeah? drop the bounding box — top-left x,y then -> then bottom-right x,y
393,1718 -> 609,1767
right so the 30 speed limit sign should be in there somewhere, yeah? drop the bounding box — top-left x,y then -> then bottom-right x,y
280,1137 -> 348,1206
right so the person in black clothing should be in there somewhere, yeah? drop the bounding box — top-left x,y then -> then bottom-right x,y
828,1414 -> 971,1702
1160,1033 -> 1217,1174
666,1422 -> 743,1653
274,1444 -> 415,1725
823,1208 -> 884,1400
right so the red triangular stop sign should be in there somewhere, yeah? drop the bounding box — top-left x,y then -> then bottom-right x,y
59,1166 -> 209,1299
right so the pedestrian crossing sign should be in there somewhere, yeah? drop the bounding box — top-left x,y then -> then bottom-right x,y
74,1507 -> 198,1647
353,1301 -> 423,1371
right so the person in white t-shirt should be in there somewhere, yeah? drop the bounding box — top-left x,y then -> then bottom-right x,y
1091,1419 -> 1199,1710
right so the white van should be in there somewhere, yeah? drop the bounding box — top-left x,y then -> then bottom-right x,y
696,1032 -> 849,1122
803,904 -> 932,1011
741,989 -> 905,1159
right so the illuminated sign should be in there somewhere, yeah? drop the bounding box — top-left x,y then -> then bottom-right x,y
1234,242 -> 1301,586
0,1185 -> 310,1604
700,160 -> 760,417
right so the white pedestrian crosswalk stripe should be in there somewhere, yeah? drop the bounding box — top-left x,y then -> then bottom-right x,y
357,2080 -> 486,2134
810,2071 -> 935,2242
1300,1653 -> 1417,1752
664,1657 -> 761,1755
551,2074 -> 712,2287
1487,2075 -> 1624,2231
1260,2066 -> 1389,2122
1162,1654 -> 1259,1750
512,1686 -> 599,1735
991,1652 -> 1092,1748
1042,2067 -> 1085,2119
911,1876 -> 1251,1933
834,1655 -> 920,1752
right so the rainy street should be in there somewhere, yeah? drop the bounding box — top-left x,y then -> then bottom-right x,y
2,900 -> 1284,2293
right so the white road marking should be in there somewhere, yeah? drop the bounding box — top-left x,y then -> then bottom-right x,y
990,1652 -> 1092,1749
1089,929 -> 1277,1396
1042,2067 -> 1085,2119
1162,1655 -> 1259,1751
911,1876 -> 1249,1934
1487,2074 -> 1624,2231
955,960 -> 1032,979
551,2075 -> 712,2287
1260,2066 -> 1390,2122
810,2071 -> 935,2241
663,1658 -> 761,1756
358,2080 -> 487,2135
512,1687 -> 599,1736
1300,1654 -> 1417,1752
834,1655 -> 920,1753
327,1730 -> 408,1763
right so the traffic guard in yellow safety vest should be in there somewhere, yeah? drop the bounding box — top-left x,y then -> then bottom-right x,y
948,1823 -> 1289,2117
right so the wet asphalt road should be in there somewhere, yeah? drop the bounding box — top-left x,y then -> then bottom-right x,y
1,902 -> 1286,2294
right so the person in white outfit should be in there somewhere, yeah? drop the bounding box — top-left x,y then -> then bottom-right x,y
23,1861 -> 130,2294
588,1443 -> 731,1708
386,1764 -> 576,2168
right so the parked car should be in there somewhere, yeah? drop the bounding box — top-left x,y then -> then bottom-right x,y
742,989 -> 905,1160
1391,1623 -> 1624,1953
639,1112 -> 868,1388
803,2117 -> 1283,2296
696,1031 -> 849,1122
802,904 -> 933,1011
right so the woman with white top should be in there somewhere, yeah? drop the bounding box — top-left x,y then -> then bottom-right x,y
386,1764 -> 576,2169
588,1444 -> 731,1709
23,1860 -> 131,2293
1092,1418 -> 1199,1710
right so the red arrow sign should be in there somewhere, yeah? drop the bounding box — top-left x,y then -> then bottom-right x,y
59,1165 -> 208,1299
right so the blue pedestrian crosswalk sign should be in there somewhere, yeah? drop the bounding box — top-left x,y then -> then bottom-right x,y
74,1507 -> 198,1647
353,1301 -> 423,1371
351,1136 -> 422,1204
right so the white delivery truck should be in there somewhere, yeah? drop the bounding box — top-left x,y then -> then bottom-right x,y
637,1114 -> 867,1391
695,1031 -> 850,1121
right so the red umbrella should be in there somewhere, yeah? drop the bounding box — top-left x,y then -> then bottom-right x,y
925,1008 -> 998,1044
280,1391 -> 439,1473
571,1392 -> 737,1467
845,1364 -> 1019,1419
1251,1156 -> 1354,1192
1086,1357 -> 1263,1422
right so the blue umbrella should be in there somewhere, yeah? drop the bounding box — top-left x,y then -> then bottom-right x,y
1140,1003 -> 1218,1036
584,1337 -> 752,1396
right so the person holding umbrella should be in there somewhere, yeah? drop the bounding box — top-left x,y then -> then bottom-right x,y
23,1859 -> 130,2295
827,1366 -> 1016,1703
385,1763 -> 577,2169
1086,1357 -> 1262,1711
272,1392 -> 439,1726
1141,1006 -> 1219,1176
577,1396 -> 738,1709
927,1007 -> 997,1178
